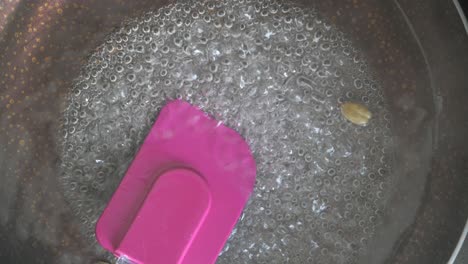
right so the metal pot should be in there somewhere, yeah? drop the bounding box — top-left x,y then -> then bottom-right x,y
0,0 -> 467,263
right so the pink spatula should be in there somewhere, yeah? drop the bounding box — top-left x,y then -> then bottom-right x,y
96,100 -> 256,264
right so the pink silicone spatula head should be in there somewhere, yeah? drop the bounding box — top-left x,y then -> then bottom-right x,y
96,100 -> 256,264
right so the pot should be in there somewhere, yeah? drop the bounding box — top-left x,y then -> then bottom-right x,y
0,0 -> 467,263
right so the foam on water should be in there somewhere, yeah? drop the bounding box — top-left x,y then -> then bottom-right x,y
60,0 -> 394,263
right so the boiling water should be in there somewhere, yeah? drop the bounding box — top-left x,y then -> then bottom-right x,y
60,0 -> 394,263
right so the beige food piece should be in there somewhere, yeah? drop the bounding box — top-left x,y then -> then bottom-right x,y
340,102 -> 372,126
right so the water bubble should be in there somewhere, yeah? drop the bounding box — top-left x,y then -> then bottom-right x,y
127,74 -> 136,82
296,33 -> 306,41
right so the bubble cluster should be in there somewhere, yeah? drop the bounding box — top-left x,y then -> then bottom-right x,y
59,0 -> 394,263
